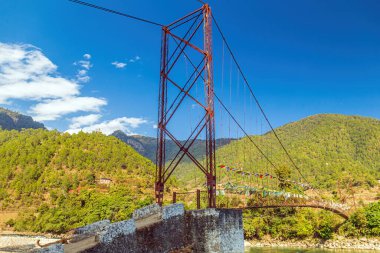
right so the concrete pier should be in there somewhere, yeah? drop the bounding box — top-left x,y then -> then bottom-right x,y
32,204 -> 244,253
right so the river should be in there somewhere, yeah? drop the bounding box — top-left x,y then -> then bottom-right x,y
247,248 -> 376,253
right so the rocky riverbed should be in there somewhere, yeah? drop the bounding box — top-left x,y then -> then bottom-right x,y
0,234 -> 57,253
246,236 -> 380,251
1,233 -> 379,252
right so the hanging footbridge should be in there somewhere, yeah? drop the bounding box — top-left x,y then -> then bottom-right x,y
241,203 -> 349,219
70,0 -> 352,220
172,184 -> 351,220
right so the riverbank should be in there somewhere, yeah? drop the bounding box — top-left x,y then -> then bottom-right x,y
246,236 -> 380,251
0,233 -> 57,253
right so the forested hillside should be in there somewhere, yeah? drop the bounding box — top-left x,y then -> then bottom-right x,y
0,129 -> 155,233
0,113 -> 379,236
173,114 -> 380,240
176,114 -> 380,191
0,107 -> 45,130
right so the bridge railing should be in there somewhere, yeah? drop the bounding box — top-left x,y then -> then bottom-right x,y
172,190 -> 208,209
171,189 -> 352,219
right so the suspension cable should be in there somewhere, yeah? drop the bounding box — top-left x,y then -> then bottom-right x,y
214,93 -> 278,171
68,0 -> 164,27
212,14 -> 310,186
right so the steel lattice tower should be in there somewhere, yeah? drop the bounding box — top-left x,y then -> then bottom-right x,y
155,4 -> 216,208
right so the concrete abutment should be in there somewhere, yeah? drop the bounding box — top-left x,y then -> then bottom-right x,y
33,204 -> 244,253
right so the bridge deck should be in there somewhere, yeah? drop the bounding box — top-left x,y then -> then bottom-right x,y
234,203 -> 349,219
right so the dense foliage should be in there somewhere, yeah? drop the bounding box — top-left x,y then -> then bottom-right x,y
243,201 -> 380,240
243,208 -> 341,240
0,129 -> 155,233
174,114 -> 380,240
176,114 -> 380,191
13,187 -> 153,233
340,201 -> 380,237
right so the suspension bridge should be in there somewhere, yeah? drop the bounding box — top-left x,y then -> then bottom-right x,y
70,0 -> 351,220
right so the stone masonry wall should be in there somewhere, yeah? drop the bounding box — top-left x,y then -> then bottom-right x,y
32,204 -> 244,253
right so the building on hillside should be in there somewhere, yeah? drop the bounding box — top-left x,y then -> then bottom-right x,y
98,178 -> 112,186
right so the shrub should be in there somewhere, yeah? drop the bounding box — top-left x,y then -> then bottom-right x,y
341,201 -> 380,237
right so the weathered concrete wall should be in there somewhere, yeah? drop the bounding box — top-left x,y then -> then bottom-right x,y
162,203 -> 184,220
83,204 -> 186,253
218,209 -> 245,252
133,203 -> 161,220
74,220 -> 111,236
98,219 -> 136,244
186,209 -> 244,253
135,214 -> 186,252
31,204 -> 244,253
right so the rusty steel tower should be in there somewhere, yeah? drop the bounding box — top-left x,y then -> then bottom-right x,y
155,4 -> 216,208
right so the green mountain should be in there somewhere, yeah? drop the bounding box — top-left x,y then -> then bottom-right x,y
0,129 -> 155,233
224,114 -> 380,189
0,107 -> 45,130
111,130 -> 234,162
172,114 -> 380,240
1,113 -> 378,235
176,114 -> 380,190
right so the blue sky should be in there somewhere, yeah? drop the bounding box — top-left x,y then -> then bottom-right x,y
0,0 -> 379,138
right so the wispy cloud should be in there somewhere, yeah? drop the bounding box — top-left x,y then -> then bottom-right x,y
74,54 -> 92,83
111,61 -> 127,69
74,60 -> 92,70
112,56 -> 141,69
66,117 -> 147,135
83,53 -> 91,60
69,114 -> 101,129
129,56 -> 141,63
0,42 -> 106,121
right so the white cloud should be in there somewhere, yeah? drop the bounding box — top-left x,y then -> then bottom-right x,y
69,114 -> 101,129
76,69 -> 90,83
83,53 -> 91,60
66,117 -> 147,135
129,56 -> 141,63
0,76 -> 79,103
78,69 -> 87,75
74,60 -> 92,70
0,43 -> 149,133
111,61 -> 127,69
0,42 -> 80,103
77,76 -> 90,83
31,97 -> 107,121
74,54 -> 92,82
0,42 -> 106,121
112,56 -> 140,68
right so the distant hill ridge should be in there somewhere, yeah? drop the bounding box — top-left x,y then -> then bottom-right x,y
0,107 -> 45,130
111,130 -> 234,162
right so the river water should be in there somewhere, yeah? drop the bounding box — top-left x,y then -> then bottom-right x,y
247,248 -> 375,253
